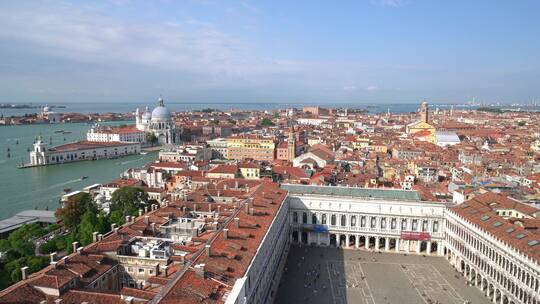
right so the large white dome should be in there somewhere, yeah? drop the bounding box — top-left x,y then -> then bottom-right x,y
151,96 -> 171,122
151,106 -> 171,121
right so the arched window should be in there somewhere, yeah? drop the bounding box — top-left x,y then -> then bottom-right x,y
293,212 -> 298,223
322,214 -> 327,225
312,213 -> 317,224
422,220 -> 428,232
370,217 -> 376,228
401,219 -> 407,230
350,216 -> 357,227
381,217 -> 387,229
302,212 -> 307,224
361,216 -> 366,227
433,221 -> 439,232
412,219 -> 418,231
340,215 -> 346,226
391,218 -> 397,230
331,214 -> 336,226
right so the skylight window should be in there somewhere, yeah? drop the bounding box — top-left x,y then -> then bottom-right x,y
480,215 -> 490,221
516,233 -> 526,239
505,228 -> 515,233
528,240 -> 539,247
492,221 -> 502,227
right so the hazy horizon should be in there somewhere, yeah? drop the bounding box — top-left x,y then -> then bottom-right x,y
1,0 -> 539,104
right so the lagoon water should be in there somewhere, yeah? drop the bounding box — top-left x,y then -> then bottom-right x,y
0,102 -> 471,117
0,121 -> 157,220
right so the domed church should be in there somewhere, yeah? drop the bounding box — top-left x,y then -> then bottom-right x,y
135,96 -> 180,145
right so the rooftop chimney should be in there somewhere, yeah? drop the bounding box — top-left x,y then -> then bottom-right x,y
194,264 -> 205,278
234,217 -> 240,228
205,244 -> 211,257
72,241 -> 79,253
209,204 -> 212,212
180,253 -> 186,264
98,233 -> 103,241
138,209 -> 143,216
151,222 -> 156,235
144,216 -> 149,224
92,231 -> 99,242
223,228 -> 229,239
125,215 -> 131,223
50,252 -> 57,264
144,206 -> 148,214
213,221 -> 219,231
21,266 -> 29,280
160,265 -> 168,277
111,223 -> 117,231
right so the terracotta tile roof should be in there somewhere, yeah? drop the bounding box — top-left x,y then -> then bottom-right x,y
450,193 -> 540,263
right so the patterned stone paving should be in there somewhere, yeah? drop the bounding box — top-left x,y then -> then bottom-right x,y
275,246 -> 491,304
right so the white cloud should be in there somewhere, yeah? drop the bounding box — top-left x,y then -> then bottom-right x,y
0,1 -> 285,78
366,85 -> 379,91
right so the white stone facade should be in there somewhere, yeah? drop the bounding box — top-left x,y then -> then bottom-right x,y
445,210 -> 540,304
135,97 -> 180,145
288,193 -> 446,255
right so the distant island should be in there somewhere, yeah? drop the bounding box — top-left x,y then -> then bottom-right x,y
0,103 -> 66,109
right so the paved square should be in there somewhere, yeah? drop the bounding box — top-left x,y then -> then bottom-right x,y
275,246 -> 491,304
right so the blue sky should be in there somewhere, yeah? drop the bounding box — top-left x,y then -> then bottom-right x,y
0,0 -> 539,104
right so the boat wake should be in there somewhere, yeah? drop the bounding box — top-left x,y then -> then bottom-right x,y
119,158 -> 142,165
44,178 -> 82,191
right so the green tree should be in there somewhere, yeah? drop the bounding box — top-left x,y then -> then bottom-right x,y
0,224 -> 46,257
110,186 -> 149,216
108,210 -> 125,227
55,192 -> 96,230
78,211 -> 109,246
145,132 -> 158,146
5,256 -> 48,283
261,118 -> 275,126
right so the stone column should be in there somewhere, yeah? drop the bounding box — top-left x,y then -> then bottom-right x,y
345,234 -> 350,248
427,241 -> 432,254
365,237 -> 370,250
385,238 -> 390,251
395,239 -> 400,253
336,234 -> 341,247
355,235 -> 360,249
375,237 -> 380,251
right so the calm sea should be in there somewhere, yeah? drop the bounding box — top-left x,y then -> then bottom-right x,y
0,102 -> 475,117
0,121 -> 157,220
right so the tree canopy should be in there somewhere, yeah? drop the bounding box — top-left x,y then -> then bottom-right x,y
110,186 -> 149,216
260,118 -> 275,126
55,192 -> 96,230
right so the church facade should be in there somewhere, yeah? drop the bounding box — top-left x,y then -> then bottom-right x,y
406,101 -> 436,143
135,97 -> 180,145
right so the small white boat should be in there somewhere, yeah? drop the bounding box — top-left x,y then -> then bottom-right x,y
140,152 -> 148,155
